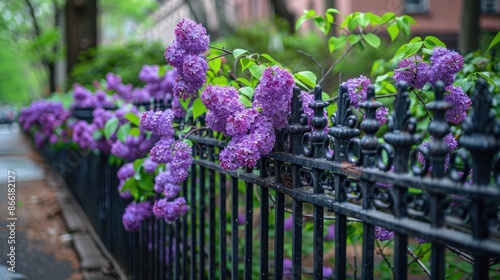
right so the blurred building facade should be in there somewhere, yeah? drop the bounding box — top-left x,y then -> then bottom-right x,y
139,0 -> 499,49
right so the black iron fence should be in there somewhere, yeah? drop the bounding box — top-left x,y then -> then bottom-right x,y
39,79 -> 500,279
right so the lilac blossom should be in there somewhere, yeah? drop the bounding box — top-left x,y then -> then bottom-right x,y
444,85 -> 472,124
122,201 -> 153,232
284,215 -> 293,231
375,106 -> 389,126
153,197 -> 189,223
173,18 -> 210,54
429,47 -> 464,86
140,110 -> 175,137
139,65 -> 160,83
375,226 -> 394,241
253,66 -> 295,130
72,120 -> 96,150
325,224 -> 335,241
342,75 -> 371,108
143,157 -> 158,173
393,55 -> 431,89
201,85 -> 245,134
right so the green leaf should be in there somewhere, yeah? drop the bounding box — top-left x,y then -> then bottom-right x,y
380,12 -> 396,24
396,17 -> 411,36
293,78 -> 309,90
328,35 -> 346,52
129,127 -> 141,137
192,97 -> 208,120
137,171 -> 154,191
457,78 -> 475,94
296,14 -> 310,30
133,158 -> 146,171
233,49 -> 248,59
487,31 -> 500,51
117,123 -> 131,143
347,34 -> 361,45
92,130 -> 102,140
121,178 -> 137,193
322,91 -> 330,101
347,16 -> 358,31
326,8 -> 340,15
208,57 -> 222,74
240,57 -> 255,72
424,36 -> 446,48
239,87 -> 254,100
180,97 -> 191,110
363,33 -> 381,49
366,12 -> 381,26
239,95 -> 253,107
295,71 -> 317,88
124,112 -> 140,126
104,117 -> 119,140
236,78 -> 251,87
404,42 -> 423,57
249,65 -> 266,80
403,15 -> 417,25
261,53 -> 279,64
477,72 -> 499,91
387,23 -> 399,41
357,12 -> 370,28
421,48 -> 434,55
313,16 -> 330,35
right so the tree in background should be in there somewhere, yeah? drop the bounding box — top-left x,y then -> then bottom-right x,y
459,0 -> 480,54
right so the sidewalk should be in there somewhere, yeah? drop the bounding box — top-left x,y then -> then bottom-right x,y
0,124 -> 82,280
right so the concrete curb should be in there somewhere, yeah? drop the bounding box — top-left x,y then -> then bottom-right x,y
49,175 -> 121,280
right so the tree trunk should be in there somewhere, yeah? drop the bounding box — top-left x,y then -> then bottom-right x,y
65,0 -> 98,76
459,0 -> 480,54
269,0 -> 295,33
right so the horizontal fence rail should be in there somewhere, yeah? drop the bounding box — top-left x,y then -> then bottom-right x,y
38,79 -> 500,280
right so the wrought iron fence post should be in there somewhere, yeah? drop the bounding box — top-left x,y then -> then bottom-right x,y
328,83 -> 360,280
459,78 -> 500,279
384,81 -> 421,279
426,81 -> 452,280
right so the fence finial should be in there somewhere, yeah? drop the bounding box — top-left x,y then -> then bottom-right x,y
302,85 -> 328,158
384,81 -> 421,173
327,84 -> 360,162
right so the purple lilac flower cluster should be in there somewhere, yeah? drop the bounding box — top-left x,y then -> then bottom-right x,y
18,100 -> 72,147
72,84 -> 114,108
341,75 -> 389,126
394,47 -> 464,89
71,120 -> 96,150
444,85 -> 472,124
140,109 -> 193,223
375,226 -> 395,241
122,201 -> 153,232
117,163 -> 135,199
417,133 -> 458,171
164,18 -> 209,100
201,66 -> 294,170
106,106 -> 159,162
253,65 -> 296,130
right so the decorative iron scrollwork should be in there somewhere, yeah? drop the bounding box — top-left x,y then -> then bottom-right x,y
447,149 -> 471,183
372,186 -> 394,209
285,87 -> 311,155
327,84 -> 360,163
344,178 -> 362,201
319,171 -> 335,191
302,86 -> 328,158
299,168 -> 314,187
406,192 -> 430,218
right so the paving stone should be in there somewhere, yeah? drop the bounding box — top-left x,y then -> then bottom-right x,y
73,233 -> 110,270
61,203 -> 86,232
